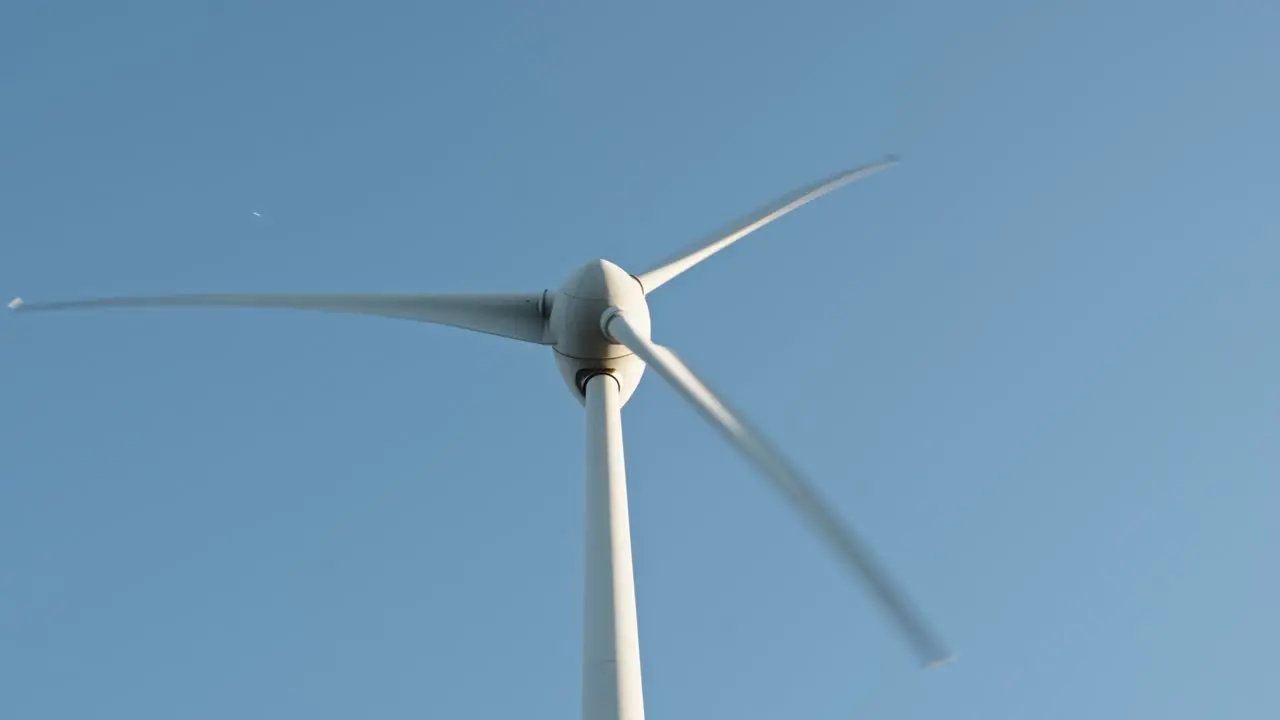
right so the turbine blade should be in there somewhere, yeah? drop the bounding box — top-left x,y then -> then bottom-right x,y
9,292 -> 553,345
604,310 -> 950,667
633,156 -> 898,295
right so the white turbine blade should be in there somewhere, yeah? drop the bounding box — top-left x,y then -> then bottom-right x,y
633,156 -> 898,294
9,292 -> 553,344
605,310 -> 950,667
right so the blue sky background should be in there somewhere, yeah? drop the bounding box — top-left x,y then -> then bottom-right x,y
3,1 -> 1277,718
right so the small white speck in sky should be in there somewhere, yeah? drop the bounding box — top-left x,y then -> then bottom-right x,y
926,655 -> 958,669
252,211 -> 262,217
8,297 -> 25,310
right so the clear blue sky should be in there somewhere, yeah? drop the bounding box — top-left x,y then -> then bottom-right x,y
3,1 -> 1277,718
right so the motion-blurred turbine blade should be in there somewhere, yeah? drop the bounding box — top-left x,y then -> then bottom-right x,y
603,309 -> 950,667
633,156 -> 898,295
8,292 -> 553,344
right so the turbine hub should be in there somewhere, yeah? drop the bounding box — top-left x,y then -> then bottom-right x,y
548,259 -> 651,405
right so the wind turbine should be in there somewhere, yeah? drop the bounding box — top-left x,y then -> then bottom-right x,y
10,156 -> 951,719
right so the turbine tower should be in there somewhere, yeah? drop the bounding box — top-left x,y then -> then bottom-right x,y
11,156 -> 950,720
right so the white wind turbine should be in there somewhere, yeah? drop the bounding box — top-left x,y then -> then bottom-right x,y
10,156 -> 951,719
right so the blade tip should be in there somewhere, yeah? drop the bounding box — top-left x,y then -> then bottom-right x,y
8,297 -> 24,311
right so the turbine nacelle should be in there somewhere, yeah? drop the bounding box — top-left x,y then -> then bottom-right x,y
548,259 -> 651,406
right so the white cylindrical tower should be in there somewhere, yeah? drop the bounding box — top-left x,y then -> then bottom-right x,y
581,372 -> 645,720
